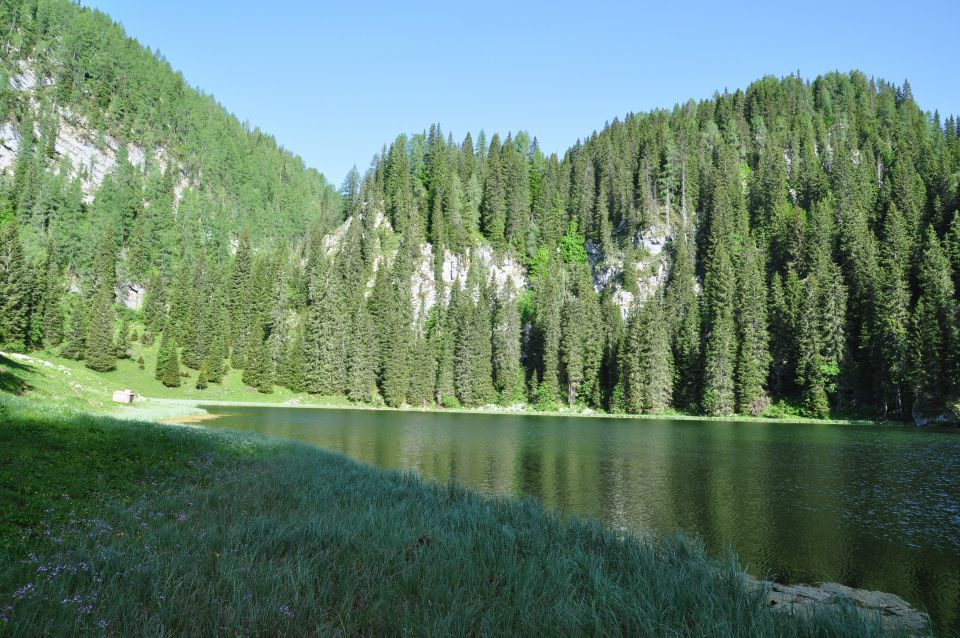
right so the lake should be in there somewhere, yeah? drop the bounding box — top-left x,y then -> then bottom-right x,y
198,405 -> 960,632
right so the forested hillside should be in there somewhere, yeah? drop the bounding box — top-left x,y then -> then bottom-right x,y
1,1 -> 959,422
0,0 -> 340,278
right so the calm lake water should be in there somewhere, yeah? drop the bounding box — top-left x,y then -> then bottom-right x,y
200,405 -> 960,633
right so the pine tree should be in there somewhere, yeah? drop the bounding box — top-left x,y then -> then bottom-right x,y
492,280 -> 524,404
60,299 -> 87,360
195,362 -> 209,390
700,169 -> 739,416
665,230 -> 700,410
735,239 -> 771,415
84,287 -> 116,372
229,229 -> 254,367
701,238 -> 737,415
40,241 -> 64,347
84,229 -> 117,372
910,227 -> 959,410
347,299 -> 377,403
874,204 -> 911,417
155,324 -> 173,381
0,222 -> 30,350
622,296 -> 674,414
560,295 -> 585,406
303,257 -> 347,395
480,134 -> 506,245
160,340 -> 182,388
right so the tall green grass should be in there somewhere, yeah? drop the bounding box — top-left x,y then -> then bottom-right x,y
0,395 -> 919,636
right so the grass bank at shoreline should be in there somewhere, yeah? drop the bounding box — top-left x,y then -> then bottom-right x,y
0,394 -> 911,636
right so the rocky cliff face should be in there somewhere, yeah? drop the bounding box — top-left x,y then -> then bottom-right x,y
1,60 -> 189,205
323,211 -> 674,323
2,60 -> 193,310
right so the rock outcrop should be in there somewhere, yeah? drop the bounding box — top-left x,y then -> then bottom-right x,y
912,399 -> 960,427
746,575 -> 930,634
1,61 -> 186,205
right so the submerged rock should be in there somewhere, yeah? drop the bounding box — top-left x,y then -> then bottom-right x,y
745,575 -> 930,634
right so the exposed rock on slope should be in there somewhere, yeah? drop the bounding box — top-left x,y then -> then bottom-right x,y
323,211 -> 677,322
1,62 -> 188,204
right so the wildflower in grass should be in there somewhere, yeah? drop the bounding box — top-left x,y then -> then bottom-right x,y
279,604 -> 294,619
12,583 -> 35,599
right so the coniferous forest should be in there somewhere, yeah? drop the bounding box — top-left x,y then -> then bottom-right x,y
2,0 -> 960,423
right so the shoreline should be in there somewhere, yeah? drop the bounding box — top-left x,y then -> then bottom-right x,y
141,396 -> 900,427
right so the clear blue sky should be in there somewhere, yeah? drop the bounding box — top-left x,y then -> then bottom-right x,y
84,0 -> 956,186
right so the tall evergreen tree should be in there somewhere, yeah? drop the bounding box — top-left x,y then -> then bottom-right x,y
492,280 -> 524,404
874,204 -> 912,417
0,222 -> 30,349
160,339 -> 181,388
39,242 -> 64,347
84,230 -> 118,372
910,227 -> 959,410
623,296 -> 674,414
734,239 -> 771,415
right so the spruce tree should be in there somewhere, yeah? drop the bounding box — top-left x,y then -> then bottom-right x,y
0,222 -> 30,350
561,295 -> 585,405
40,241 -> 64,347
85,287 -> 117,372
480,134 -> 506,245
701,239 -> 737,415
910,227 -> 959,410
155,325 -> 173,381
700,172 -> 739,416
282,323 -> 308,394
229,229 -> 254,367
407,335 -> 437,407
946,211 -> 960,292
60,299 -> 87,360
195,362 -> 209,390
242,317 -> 273,393
303,257 -> 348,395
492,280 -> 523,404
623,297 -> 673,414
665,230 -> 700,410
533,253 -> 562,404
160,340 -> 182,388
432,297 -> 457,406
874,204 -> 911,417
379,244 -> 414,407
347,299 -> 377,403
734,239 -> 771,415
84,229 -> 118,372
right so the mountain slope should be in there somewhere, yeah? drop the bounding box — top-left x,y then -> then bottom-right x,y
0,0 -> 341,284
1,0 -> 959,422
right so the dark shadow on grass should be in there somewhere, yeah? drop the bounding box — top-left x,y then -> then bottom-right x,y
0,354 -> 35,396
